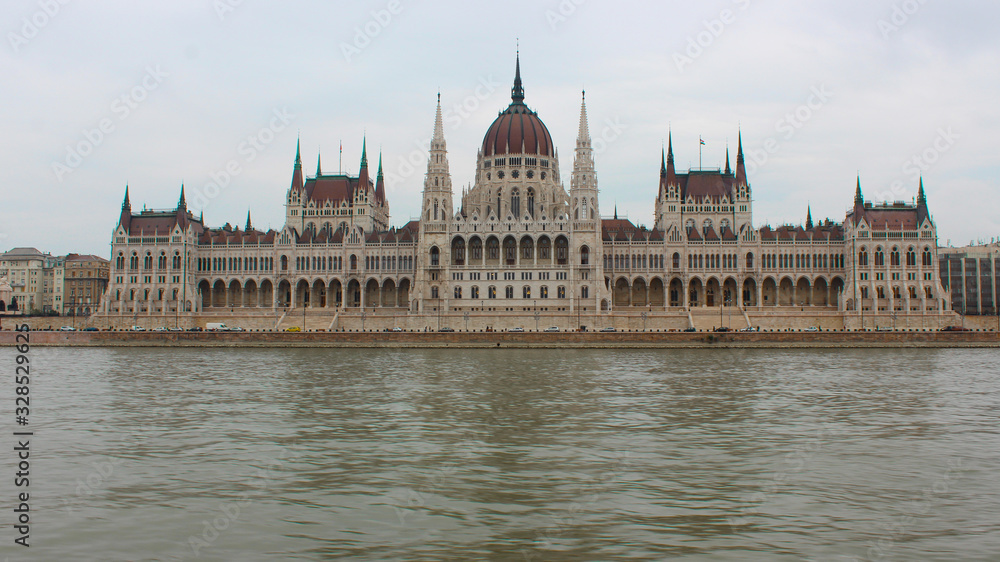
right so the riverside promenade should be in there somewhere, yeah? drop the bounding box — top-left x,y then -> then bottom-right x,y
3,330 -> 998,348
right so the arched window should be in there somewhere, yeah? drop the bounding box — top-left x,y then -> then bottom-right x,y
454,286 -> 462,299
172,253 -> 181,269
527,188 -> 535,218
281,255 -> 288,270
511,189 -> 521,218
746,252 -> 754,269
859,248 -> 869,267
673,252 -> 681,269
430,246 -> 440,267
158,253 -> 167,269
922,247 -> 933,266
875,247 -> 885,267
890,247 -> 900,267
906,247 -> 916,267
580,246 -> 590,265
350,255 -> 358,270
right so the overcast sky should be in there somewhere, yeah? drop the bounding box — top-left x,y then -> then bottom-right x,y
2,0 -> 998,257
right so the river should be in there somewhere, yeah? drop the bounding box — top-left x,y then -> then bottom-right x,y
5,347 -> 999,560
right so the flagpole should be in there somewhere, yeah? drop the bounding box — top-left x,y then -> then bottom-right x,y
339,141 -> 342,173
699,136 -> 703,170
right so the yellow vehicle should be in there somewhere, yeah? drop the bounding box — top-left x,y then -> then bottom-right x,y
285,326 -> 301,332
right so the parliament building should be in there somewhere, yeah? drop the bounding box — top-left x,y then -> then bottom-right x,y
98,57 -> 954,331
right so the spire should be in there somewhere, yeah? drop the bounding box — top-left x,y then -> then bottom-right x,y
375,151 -> 386,204
511,51 -> 525,105
360,136 -> 368,170
289,142 -> 304,191
854,176 -> 863,205
614,204 -> 618,220
660,146 -> 667,177
433,93 -> 445,142
735,130 -> 747,185
576,90 -> 590,145
178,184 -> 186,209
245,209 -> 253,231
316,152 -> 322,177
916,177 -> 929,223
725,146 -> 731,175
665,130 -> 677,188
806,206 -> 813,229
118,185 -> 132,230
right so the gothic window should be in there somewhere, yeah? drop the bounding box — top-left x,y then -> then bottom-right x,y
581,286 -> 589,298
511,189 -> 520,218
489,286 -> 497,299
922,247 -> 933,266
523,286 -> 531,299
906,247 -> 917,267
673,253 -> 681,269
470,238 -> 483,261
434,200 -> 439,220
520,237 -> 533,260
431,287 -> 439,299
454,286 -> 462,299
430,246 -> 440,267
555,237 -> 569,265
875,247 -> 885,266
452,238 -> 466,266
746,252 -> 755,269
505,286 -> 514,299
859,248 -> 869,267
172,253 -> 181,269
527,188 -> 535,217
487,238 -> 500,260
580,246 -> 590,265
890,247 -> 900,267
557,286 -> 566,299
471,286 -> 480,299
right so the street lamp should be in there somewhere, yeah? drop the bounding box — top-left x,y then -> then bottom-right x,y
464,311 -> 469,332
533,299 -> 539,332
641,311 -> 647,332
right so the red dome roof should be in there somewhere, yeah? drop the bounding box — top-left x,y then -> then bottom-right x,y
481,56 -> 554,158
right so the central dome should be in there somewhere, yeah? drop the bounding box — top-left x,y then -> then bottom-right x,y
481,56 -> 554,158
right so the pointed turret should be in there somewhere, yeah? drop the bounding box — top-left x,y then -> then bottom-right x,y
725,146 -> 732,176
375,151 -> 386,205
854,176 -> 864,205
289,139 -> 304,191
571,90 -> 598,221
806,206 -> 814,229
357,137 -> 370,196
665,131 -> 677,188
175,183 -> 189,229
735,131 -> 747,186
118,185 -> 132,231
315,152 -> 322,177
916,177 -> 929,223
245,209 -> 253,231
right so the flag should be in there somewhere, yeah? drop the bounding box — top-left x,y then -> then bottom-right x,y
700,138 -> 706,145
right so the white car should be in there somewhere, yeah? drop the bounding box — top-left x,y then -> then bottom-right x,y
508,327 -> 524,332
128,326 -> 146,332
804,326 -> 820,332
59,326 -> 76,331
544,326 -> 559,332
152,327 -> 169,332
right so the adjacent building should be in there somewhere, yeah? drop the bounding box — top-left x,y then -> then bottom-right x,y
939,242 -> 1000,316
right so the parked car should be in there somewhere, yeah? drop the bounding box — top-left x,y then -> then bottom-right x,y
168,327 -> 184,332
804,326 -> 820,332
508,327 -> 524,332
152,327 -> 169,332
285,326 -> 301,332
600,327 -> 616,332
187,327 -> 203,332
683,327 -> 697,332
544,326 -> 559,332
391,327 -> 403,332
740,326 -> 759,332
128,326 -> 145,332
83,327 -> 99,331
59,326 -> 76,331
714,327 -> 731,332
940,325 -> 970,331
438,327 -> 455,332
